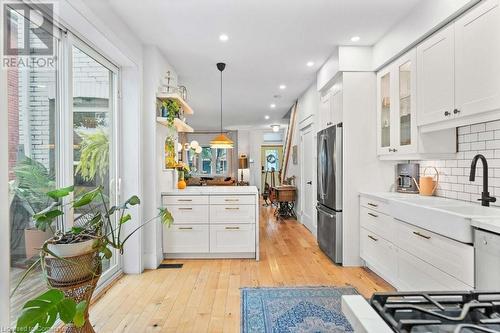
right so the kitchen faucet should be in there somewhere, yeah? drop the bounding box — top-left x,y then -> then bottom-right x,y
469,154 -> 496,207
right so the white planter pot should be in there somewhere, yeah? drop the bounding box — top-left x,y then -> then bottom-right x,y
47,238 -> 96,258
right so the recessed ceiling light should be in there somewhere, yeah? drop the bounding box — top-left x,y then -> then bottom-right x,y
351,36 -> 361,42
271,124 -> 280,132
279,84 -> 286,90
306,61 -> 315,67
270,103 -> 276,109
265,115 -> 270,120
219,34 -> 229,42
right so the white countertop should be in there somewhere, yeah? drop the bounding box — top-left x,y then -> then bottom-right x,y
162,185 -> 258,196
341,295 -> 392,333
360,191 -> 500,239
472,218 -> 500,234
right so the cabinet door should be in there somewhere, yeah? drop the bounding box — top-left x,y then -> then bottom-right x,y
318,92 -> 331,131
417,25 -> 455,126
331,89 -> 343,126
394,49 -> 417,154
455,0 -> 500,118
376,66 -> 394,155
360,228 -> 398,285
209,224 -> 255,253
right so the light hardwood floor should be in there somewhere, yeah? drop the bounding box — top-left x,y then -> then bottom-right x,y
89,204 -> 393,332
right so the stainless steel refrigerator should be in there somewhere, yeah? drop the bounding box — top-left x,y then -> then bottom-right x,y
316,123 -> 343,264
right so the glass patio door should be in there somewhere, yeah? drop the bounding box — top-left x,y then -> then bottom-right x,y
68,36 -> 120,284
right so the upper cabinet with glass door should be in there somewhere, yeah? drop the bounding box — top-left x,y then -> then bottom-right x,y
377,50 -> 418,156
377,49 -> 418,156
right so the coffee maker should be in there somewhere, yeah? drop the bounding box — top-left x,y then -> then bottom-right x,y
396,163 -> 420,193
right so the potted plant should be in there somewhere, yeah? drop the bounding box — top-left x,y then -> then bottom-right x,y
12,185 -> 173,333
10,157 -> 56,262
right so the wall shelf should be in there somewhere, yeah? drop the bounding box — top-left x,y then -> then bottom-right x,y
156,117 -> 194,133
156,92 -> 194,115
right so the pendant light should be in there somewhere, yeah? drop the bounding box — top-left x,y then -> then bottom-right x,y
210,62 -> 234,149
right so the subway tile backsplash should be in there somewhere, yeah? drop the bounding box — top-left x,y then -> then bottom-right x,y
418,120 -> 500,207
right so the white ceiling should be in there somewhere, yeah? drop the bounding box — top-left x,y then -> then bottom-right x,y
108,0 -> 422,130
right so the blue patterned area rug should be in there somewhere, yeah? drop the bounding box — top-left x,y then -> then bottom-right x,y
241,286 -> 358,333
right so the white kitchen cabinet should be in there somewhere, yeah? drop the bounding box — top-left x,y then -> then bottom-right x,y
360,227 -> 398,286
359,194 -> 474,291
417,0 -> 500,131
455,0 -> 500,118
162,189 -> 259,259
318,91 -> 333,131
377,50 -> 419,156
209,224 -> 255,253
397,248 -> 472,291
416,25 -> 455,126
163,224 -> 209,253
318,74 -> 343,132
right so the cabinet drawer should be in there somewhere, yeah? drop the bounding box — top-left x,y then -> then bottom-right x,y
163,224 -> 209,253
395,221 -> 474,287
360,196 -> 389,215
360,228 -> 397,285
210,205 -> 255,224
360,206 -> 396,243
397,248 -> 472,291
169,205 -> 209,224
210,224 -> 255,253
210,195 -> 255,205
163,195 -> 209,205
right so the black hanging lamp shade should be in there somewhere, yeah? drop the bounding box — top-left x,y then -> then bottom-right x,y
210,62 -> 234,149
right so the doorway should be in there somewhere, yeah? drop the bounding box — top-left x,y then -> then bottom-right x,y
300,124 -> 316,234
260,145 -> 283,191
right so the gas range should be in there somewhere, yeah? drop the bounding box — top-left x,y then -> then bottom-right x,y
341,291 -> 500,333
371,291 -> 500,333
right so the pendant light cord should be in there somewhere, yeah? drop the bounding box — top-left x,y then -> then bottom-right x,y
220,69 -> 223,135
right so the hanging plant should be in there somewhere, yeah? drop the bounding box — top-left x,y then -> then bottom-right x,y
161,99 -> 180,129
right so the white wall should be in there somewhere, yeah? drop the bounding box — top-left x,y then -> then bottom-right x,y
341,72 -> 395,266
287,83 -> 319,229
143,45 -> 179,269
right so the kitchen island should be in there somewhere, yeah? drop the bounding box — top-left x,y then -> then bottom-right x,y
161,186 -> 260,260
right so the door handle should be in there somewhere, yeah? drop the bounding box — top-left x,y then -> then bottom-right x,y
367,212 -> 378,218
178,227 -> 193,230
178,207 -> 193,210
306,181 -> 312,185
177,199 -> 192,202
225,207 -> 240,210
225,226 -> 240,230
368,235 -> 378,242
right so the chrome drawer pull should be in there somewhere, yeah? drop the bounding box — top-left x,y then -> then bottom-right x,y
177,199 -> 192,202
225,207 -> 240,210
413,231 -> 431,240
225,199 -> 239,202
367,212 -> 378,218
368,235 -> 378,242
367,202 -> 378,207
178,227 -> 193,230
225,226 -> 240,230
178,208 -> 193,210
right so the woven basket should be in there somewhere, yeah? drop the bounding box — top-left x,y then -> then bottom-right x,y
44,250 -> 102,333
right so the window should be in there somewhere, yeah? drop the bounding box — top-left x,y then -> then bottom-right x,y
188,147 -> 230,176
7,7 -> 60,323
72,44 -> 118,275
7,8 -> 120,324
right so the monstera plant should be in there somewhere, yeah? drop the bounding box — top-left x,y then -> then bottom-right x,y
12,186 -> 173,332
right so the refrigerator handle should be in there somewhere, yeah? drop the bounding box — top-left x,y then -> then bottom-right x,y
318,134 -> 325,199
316,205 -> 334,218
322,134 -> 329,198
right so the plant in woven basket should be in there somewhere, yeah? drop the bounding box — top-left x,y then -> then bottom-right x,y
12,186 -> 174,333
